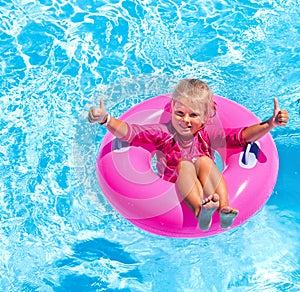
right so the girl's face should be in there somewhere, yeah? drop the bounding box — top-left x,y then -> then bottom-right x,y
171,100 -> 204,140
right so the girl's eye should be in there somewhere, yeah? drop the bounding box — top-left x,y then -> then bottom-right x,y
190,113 -> 201,119
175,111 -> 184,116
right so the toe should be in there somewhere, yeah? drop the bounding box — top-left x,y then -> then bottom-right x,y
220,206 -> 238,214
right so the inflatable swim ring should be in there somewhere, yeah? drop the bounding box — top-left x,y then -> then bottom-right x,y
96,94 -> 278,238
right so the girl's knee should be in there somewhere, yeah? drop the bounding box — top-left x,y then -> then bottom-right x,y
194,156 -> 214,172
177,160 -> 196,173
195,155 -> 213,165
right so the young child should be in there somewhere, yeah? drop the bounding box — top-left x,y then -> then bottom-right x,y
88,79 -> 289,231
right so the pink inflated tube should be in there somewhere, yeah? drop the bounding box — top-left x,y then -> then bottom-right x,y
96,94 -> 279,238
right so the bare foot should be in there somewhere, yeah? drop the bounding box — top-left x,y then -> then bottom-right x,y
198,194 -> 219,231
219,206 -> 239,229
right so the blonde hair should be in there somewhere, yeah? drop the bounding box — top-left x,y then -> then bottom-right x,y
172,79 -> 216,124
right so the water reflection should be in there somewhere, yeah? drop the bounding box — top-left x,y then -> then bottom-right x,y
55,237 -> 142,291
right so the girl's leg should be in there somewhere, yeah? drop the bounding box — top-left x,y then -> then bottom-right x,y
175,160 -> 219,230
194,156 -> 228,207
175,160 -> 203,217
195,156 -> 238,228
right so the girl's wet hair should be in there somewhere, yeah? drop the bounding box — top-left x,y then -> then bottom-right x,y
172,79 -> 216,124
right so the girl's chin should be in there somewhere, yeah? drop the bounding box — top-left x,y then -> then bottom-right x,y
178,130 -> 194,139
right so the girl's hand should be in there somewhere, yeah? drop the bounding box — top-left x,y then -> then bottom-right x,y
272,98 -> 289,127
88,98 -> 108,124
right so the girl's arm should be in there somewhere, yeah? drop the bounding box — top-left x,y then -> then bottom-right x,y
88,98 -> 128,139
243,98 -> 289,143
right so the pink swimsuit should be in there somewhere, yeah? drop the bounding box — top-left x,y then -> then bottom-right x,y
121,121 -> 247,182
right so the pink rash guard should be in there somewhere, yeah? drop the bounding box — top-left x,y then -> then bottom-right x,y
120,121 -> 247,183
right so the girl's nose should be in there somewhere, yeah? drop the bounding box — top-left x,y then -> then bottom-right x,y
182,113 -> 190,123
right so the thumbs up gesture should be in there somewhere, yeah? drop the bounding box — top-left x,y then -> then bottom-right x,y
88,98 -> 108,124
272,98 -> 289,127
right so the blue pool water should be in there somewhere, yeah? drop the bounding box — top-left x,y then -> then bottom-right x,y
1,0 -> 300,290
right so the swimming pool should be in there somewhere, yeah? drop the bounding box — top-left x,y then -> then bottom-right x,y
1,0 -> 300,290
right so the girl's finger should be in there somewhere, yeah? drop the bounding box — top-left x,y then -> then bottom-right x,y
273,97 -> 279,112
100,98 -> 104,109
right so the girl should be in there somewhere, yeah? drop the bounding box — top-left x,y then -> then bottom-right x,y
89,79 -> 289,231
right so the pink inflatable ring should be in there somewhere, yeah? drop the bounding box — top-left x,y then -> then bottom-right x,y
96,94 -> 278,238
